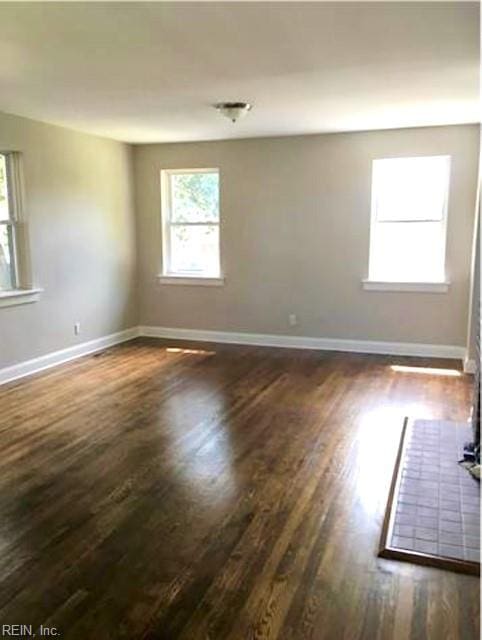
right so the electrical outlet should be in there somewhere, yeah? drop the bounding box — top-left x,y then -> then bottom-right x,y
74,322 -> 81,336
288,314 -> 298,327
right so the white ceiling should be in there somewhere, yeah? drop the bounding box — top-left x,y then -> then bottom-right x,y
0,2 -> 479,143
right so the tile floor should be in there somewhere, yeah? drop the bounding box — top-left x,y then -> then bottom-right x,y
389,420 -> 480,563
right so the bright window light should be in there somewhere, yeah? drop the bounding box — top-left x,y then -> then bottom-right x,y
0,153 -> 18,290
161,169 -> 220,279
391,365 -> 461,377
368,156 -> 450,283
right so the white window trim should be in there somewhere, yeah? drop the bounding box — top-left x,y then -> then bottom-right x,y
157,275 -> 224,287
362,280 -> 449,293
160,168 -> 222,283
0,287 -> 43,308
0,151 -> 39,305
366,155 -> 451,288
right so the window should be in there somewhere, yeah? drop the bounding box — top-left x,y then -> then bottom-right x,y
0,152 -> 39,307
0,153 -> 19,290
161,169 -> 221,281
367,155 -> 450,286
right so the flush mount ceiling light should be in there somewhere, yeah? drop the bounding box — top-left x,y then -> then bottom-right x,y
214,102 -> 252,123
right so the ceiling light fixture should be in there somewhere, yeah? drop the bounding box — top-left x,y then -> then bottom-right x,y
214,102 -> 252,123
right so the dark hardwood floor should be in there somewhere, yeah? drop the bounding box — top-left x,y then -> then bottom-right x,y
0,338 -> 478,639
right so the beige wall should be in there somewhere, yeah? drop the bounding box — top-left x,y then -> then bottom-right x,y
134,125 -> 479,347
0,111 -> 137,368
0,119 -> 477,371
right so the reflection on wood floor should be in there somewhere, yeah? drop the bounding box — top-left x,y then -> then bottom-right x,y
0,338 -> 478,639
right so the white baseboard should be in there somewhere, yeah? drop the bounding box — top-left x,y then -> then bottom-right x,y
0,327 -> 140,386
463,357 -> 477,374
139,325 -> 466,360
0,324 -> 467,387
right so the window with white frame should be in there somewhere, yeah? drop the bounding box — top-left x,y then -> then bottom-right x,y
0,153 -> 19,290
368,155 -> 450,283
161,169 -> 220,279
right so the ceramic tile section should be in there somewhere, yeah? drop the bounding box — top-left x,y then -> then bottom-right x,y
390,420 -> 480,564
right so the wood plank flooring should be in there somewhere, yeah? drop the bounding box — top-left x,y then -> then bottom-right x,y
0,338 -> 478,639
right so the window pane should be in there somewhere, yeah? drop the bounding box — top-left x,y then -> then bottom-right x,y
170,172 -> 219,223
0,155 -> 10,222
0,224 -> 15,289
169,225 -> 219,276
369,221 -> 445,282
374,156 -> 449,222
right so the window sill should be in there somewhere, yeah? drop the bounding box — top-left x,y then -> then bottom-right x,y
0,287 -> 43,308
362,280 -> 449,293
157,275 -> 225,287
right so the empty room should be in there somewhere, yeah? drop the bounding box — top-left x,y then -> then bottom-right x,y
0,2 -> 480,638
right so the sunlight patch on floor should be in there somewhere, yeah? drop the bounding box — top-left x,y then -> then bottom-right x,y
166,347 -> 216,356
391,365 -> 462,377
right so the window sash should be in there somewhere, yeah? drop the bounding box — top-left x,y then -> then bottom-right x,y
374,218 -> 444,225
167,221 -> 219,227
165,224 -> 219,276
164,168 -> 219,225
369,219 -> 446,283
372,156 -> 450,224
